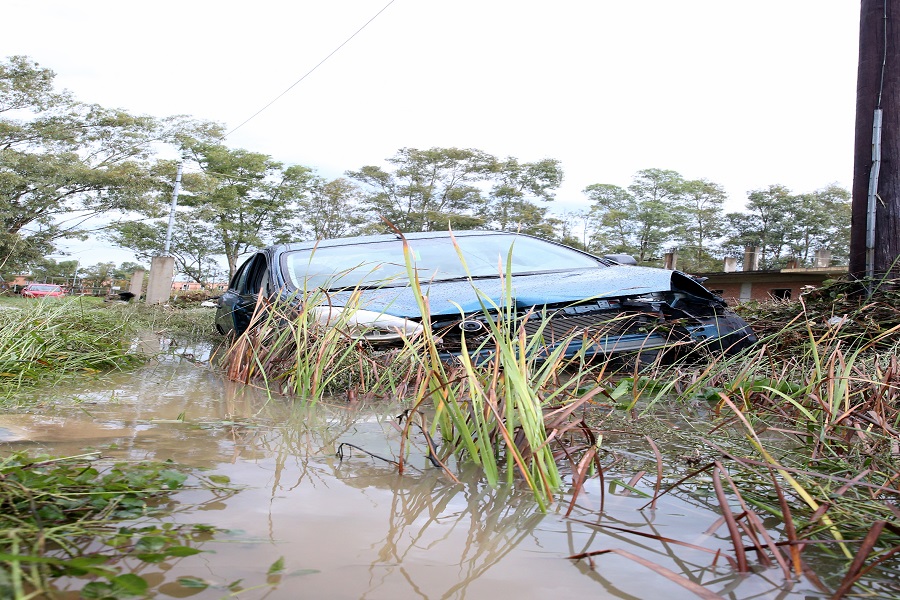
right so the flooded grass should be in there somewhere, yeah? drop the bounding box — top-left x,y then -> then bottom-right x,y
0,294 -> 224,405
216,273 -> 900,597
1,349 -> 898,598
3,276 -> 900,597
0,299 -> 147,403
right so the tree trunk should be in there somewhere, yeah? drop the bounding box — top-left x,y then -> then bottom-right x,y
850,0 -> 900,279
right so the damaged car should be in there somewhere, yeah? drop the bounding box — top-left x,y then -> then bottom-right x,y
214,230 -> 757,361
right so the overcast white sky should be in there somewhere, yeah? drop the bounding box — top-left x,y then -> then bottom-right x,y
4,0 -> 860,266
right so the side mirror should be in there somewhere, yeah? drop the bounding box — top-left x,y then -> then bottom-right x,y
603,254 -> 638,266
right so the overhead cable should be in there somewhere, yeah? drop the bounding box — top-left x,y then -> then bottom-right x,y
223,0 -> 397,139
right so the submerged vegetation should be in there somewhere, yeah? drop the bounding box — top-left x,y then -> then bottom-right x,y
0,451 -> 231,599
1,274 -> 898,596
220,269 -> 900,596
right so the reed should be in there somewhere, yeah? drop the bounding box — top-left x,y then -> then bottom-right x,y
220,287 -> 421,402
582,286 -> 900,594
393,232 -> 605,508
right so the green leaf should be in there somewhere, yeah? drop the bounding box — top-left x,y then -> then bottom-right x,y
166,546 -> 202,558
109,574 -> 149,595
80,574 -> 149,599
267,556 -> 285,574
134,536 -> 167,553
159,469 -> 188,489
177,577 -> 210,589
135,553 -> 167,563
81,581 -> 115,599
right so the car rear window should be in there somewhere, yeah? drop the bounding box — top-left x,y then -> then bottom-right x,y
282,235 -> 602,290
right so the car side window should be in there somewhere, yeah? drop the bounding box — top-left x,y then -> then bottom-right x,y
230,261 -> 251,293
241,254 -> 270,295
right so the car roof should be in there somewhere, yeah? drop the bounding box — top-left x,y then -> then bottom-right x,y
268,230 -> 519,253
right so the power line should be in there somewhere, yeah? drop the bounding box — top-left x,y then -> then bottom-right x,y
223,0 -> 397,140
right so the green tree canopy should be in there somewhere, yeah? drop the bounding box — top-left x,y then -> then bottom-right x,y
347,147 -> 495,232
106,216 -> 224,288
301,177 -> 367,240
109,141 -> 315,278
725,184 -> 795,269
583,169 -> 685,264
670,178 -> 728,272
725,183 -> 851,269
0,55 -> 210,278
480,157 -> 563,232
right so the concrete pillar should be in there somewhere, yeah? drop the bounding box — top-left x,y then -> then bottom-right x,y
743,246 -> 760,271
723,257 -> 738,272
663,250 -> 677,270
814,248 -> 832,267
128,269 -> 145,298
146,256 -> 175,305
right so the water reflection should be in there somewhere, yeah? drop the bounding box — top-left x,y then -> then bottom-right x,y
0,352 -> 877,599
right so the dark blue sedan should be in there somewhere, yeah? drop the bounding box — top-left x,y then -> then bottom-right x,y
215,230 -> 756,360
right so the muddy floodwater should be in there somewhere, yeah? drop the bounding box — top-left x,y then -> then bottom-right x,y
0,344 -> 889,599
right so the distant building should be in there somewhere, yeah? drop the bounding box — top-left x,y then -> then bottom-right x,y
170,280 -> 228,293
670,247 -> 847,304
699,266 -> 848,304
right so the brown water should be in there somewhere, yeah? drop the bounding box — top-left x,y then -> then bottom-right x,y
0,344 -> 884,599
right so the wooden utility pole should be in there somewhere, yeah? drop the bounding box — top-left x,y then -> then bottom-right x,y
850,0 -> 900,280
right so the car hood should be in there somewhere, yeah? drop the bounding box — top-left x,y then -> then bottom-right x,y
323,266 -> 708,319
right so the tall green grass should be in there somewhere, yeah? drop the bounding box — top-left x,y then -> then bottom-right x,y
0,299 -> 146,402
221,288 -> 421,400
609,290 -> 900,562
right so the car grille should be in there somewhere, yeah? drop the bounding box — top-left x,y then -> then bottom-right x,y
520,310 -> 652,342
436,306 -> 682,355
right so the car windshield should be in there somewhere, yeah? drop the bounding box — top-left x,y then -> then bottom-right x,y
28,284 -> 60,291
282,235 -> 603,290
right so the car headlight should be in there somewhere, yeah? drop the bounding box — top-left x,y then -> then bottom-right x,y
310,306 -> 424,342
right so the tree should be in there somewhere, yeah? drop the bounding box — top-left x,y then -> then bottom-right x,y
627,169 -> 684,263
480,157 -> 563,232
582,169 -> 684,263
177,142 -> 315,276
28,258 -> 78,285
789,184 -> 851,265
111,261 -> 147,280
551,210 -> 589,250
301,177 -> 367,240
582,183 -> 637,254
724,184 -> 851,270
671,178 -> 728,272
724,184 -> 794,269
0,56 -> 186,276
347,147 -> 494,232
106,216 -> 223,288
80,261 -> 116,286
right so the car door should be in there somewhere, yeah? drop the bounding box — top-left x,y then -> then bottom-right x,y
215,253 -> 271,335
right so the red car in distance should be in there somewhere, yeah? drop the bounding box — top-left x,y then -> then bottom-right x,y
21,283 -> 65,298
